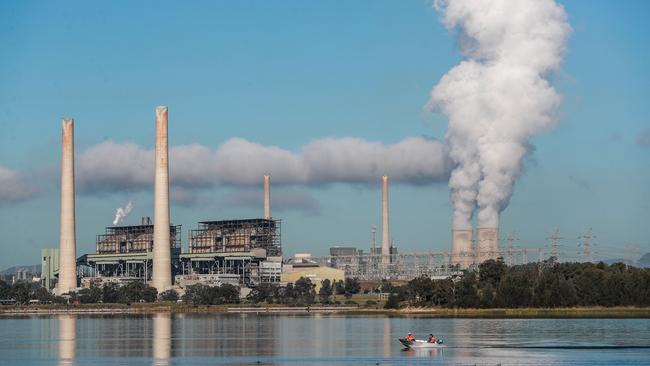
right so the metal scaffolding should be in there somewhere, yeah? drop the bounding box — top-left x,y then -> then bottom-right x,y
312,247 -> 546,280
189,219 -> 281,256
96,224 -> 181,254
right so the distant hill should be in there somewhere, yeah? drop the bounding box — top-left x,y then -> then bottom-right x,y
0,265 -> 40,275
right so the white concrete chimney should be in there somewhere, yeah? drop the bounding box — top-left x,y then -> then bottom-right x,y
451,229 -> 474,268
152,106 -> 171,293
381,175 -> 390,265
57,118 -> 77,295
477,226 -> 499,263
263,174 -> 271,219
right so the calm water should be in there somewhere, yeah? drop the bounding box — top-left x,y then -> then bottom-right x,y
0,314 -> 649,365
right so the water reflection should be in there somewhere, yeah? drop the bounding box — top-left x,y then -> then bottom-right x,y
1,315 -> 648,365
58,315 -> 76,366
152,313 -> 171,366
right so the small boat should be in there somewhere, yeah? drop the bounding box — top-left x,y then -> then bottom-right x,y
398,338 -> 445,349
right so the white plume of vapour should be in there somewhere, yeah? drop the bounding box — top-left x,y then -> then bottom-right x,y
429,0 -> 571,229
112,200 -> 134,225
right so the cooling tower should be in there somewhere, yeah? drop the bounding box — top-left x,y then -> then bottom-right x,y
152,106 -> 171,293
381,175 -> 390,266
451,229 -> 474,268
263,174 -> 271,219
477,227 -> 499,263
57,118 -> 77,295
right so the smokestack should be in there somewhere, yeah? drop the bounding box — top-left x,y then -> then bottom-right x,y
57,118 -> 77,295
451,229 -> 473,268
152,106 -> 171,293
381,175 -> 390,265
263,174 -> 270,219
477,226 -> 499,263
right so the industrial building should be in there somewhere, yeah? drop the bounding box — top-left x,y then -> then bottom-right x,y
281,254 -> 344,292
41,248 -> 59,291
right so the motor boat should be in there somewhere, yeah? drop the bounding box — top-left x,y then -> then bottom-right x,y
398,337 -> 445,349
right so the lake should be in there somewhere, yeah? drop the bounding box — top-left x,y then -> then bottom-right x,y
0,314 -> 649,365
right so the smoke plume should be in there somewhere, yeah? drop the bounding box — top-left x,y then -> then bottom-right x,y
112,200 -> 134,225
429,0 -> 571,229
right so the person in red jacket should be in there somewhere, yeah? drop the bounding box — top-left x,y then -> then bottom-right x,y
405,332 -> 415,342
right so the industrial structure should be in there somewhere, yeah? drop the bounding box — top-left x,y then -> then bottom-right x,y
41,248 -> 59,291
57,118 -> 77,295
152,106 -> 172,293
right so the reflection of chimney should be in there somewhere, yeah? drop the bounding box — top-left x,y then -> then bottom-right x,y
152,106 -> 171,293
381,175 -> 390,265
477,227 -> 499,263
58,119 -> 77,295
58,314 -> 76,365
263,174 -> 271,219
152,313 -> 171,365
451,229 -> 473,268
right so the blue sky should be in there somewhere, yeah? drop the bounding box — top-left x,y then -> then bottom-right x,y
0,0 -> 648,269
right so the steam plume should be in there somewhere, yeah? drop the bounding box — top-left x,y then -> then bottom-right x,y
112,200 -> 134,225
429,0 -> 571,229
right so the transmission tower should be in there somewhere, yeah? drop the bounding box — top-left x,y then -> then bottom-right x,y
578,228 -> 595,263
547,229 -> 563,262
504,232 -> 519,266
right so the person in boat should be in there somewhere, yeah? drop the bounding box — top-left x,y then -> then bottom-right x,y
405,332 -> 415,342
427,334 -> 436,343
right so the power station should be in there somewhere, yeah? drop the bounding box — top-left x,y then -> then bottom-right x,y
53,105 -> 542,294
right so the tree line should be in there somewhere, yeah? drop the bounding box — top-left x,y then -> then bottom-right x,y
247,278 -> 361,306
385,259 -> 650,309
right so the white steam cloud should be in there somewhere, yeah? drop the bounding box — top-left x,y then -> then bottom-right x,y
112,200 -> 134,225
77,136 -> 450,193
429,0 -> 571,229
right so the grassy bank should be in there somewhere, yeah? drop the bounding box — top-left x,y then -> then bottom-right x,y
2,304 -> 650,318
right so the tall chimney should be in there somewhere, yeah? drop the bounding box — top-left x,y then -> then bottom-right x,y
381,175 -> 390,266
263,174 -> 271,219
152,106 -> 171,293
57,118 -> 77,295
477,227 -> 499,263
451,229 -> 473,268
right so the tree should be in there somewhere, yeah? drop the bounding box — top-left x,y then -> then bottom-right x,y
319,279 -> 333,304
102,283 -> 120,303
31,287 -> 54,303
159,289 -> 179,302
344,278 -> 360,296
0,280 -> 10,299
11,282 -> 32,304
77,285 -> 102,303
247,283 -> 280,304
118,281 -> 157,303
384,293 -> 400,309
334,280 -> 345,295
293,277 -> 316,306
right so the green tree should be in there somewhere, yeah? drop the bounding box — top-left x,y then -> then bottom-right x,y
102,283 -> 120,303
11,282 -> 32,304
0,280 -> 10,299
384,293 -> 400,309
319,279 -> 333,304
77,285 -> 102,303
293,277 -> 316,306
159,289 -> 179,302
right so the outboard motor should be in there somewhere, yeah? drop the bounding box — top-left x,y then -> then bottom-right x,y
436,339 -> 444,344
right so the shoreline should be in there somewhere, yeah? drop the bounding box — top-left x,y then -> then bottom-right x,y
2,305 -> 650,318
